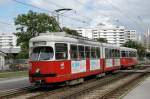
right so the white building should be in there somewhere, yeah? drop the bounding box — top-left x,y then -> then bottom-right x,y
0,33 -> 18,48
125,30 -> 137,41
76,28 -> 93,38
94,26 -> 126,45
0,33 -> 20,54
143,32 -> 150,51
76,25 -> 138,46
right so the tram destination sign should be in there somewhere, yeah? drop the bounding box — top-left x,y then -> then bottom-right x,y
33,41 -> 46,46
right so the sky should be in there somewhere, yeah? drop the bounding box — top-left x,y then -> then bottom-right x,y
0,0 -> 150,35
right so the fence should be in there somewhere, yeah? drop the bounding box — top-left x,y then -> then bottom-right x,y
2,59 -> 29,71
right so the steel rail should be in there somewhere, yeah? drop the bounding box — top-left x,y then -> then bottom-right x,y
0,86 -> 36,99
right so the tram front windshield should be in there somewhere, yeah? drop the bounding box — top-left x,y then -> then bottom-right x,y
31,47 -> 53,61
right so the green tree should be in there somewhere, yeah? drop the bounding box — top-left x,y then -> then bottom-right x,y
122,40 -> 146,58
62,27 -> 79,36
14,10 -> 60,59
96,38 -> 107,43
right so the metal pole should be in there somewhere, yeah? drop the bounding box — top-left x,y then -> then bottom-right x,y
53,8 -> 73,30
56,13 -> 59,26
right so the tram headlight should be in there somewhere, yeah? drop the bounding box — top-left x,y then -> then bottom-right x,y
36,68 -> 40,73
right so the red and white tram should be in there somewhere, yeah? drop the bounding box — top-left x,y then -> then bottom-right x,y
120,47 -> 138,69
28,32 -> 137,85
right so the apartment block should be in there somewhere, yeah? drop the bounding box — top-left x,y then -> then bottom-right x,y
76,25 -> 138,46
0,33 -> 20,54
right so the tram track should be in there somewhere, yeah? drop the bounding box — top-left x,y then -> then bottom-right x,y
2,73 -> 126,99
27,72 -> 131,99
28,65 -> 150,99
101,73 -> 149,99
0,86 -> 35,99
0,64 -> 149,99
61,73 -> 139,99
61,66 -> 150,99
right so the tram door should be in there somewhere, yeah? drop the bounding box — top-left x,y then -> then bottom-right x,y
105,48 -> 113,67
70,44 -> 86,74
89,47 -> 101,71
113,49 -> 120,66
105,48 -> 120,68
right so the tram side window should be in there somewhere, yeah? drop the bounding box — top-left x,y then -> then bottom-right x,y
111,49 -> 116,58
96,47 -> 100,58
105,48 -> 111,58
132,51 -> 135,57
70,45 -> 78,60
55,43 -> 68,60
105,48 -> 108,58
125,51 -> 129,57
129,51 -> 131,57
114,49 -> 119,58
135,52 -> 137,57
133,51 -> 137,57
115,50 -> 118,58
91,47 -> 96,58
117,50 -> 120,58
121,51 -> 126,57
131,51 -> 134,57
78,45 -> 85,59
85,46 -> 90,58
129,51 -> 132,57
133,52 -> 135,57
109,49 -> 112,58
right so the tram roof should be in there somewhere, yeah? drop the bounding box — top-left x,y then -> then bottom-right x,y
120,47 -> 137,51
30,32 -> 101,46
101,43 -> 120,49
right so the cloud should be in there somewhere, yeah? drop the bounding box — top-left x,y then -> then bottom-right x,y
1,0 -> 150,34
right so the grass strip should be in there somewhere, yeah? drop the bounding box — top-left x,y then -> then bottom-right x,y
0,71 -> 28,78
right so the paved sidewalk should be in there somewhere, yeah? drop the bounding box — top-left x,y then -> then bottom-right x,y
0,76 -> 26,81
0,77 -> 30,91
123,76 -> 150,99
0,77 -> 28,83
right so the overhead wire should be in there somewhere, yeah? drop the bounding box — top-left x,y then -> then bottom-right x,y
0,20 -> 14,26
105,0 -> 145,31
75,0 -> 110,18
75,0 -> 146,31
12,0 -> 89,24
1,0 -> 145,31
45,0 -> 99,23
75,0 -> 126,26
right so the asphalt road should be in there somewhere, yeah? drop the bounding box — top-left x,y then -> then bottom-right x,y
0,77 -> 30,91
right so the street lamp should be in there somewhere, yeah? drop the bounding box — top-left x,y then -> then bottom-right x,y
52,8 -> 73,27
